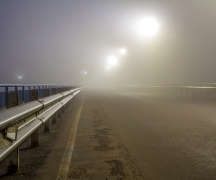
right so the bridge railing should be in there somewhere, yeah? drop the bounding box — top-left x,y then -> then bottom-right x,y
0,84 -> 78,110
0,85 -> 82,173
121,85 -> 216,99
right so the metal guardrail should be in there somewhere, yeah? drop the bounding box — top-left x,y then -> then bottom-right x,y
122,85 -> 216,99
120,83 -> 216,87
0,86 -> 82,173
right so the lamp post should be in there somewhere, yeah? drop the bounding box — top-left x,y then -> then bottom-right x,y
138,17 -> 160,85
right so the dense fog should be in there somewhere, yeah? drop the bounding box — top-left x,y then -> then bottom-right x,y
1,0 -> 216,88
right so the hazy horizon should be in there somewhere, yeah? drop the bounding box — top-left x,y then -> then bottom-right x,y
1,0 -> 216,87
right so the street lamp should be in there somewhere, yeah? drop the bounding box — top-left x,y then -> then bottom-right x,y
137,17 -> 161,85
120,48 -> 127,55
138,17 -> 159,37
108,56 -> 118,66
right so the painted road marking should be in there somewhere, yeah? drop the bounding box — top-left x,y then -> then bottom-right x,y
56,98 -> 84,180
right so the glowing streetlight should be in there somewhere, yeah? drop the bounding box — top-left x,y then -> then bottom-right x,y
120,48 -> 127,54
108,56 -> 118,66
138,17 -> 159,37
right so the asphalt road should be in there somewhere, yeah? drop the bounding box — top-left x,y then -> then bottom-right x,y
2,89 -> 216,180
68,90 -> 216,180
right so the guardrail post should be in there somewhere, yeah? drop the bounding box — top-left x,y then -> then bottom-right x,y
44,120 -> 50,132
31,130 -> 39,147
57,109 -> 62,118
62,105 -> 65,114
7,148 -> 19,174
52,113 -> 57,124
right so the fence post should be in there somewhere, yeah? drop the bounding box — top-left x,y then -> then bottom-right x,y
5,86 -> 8,108
7,148 -> 19,174
38,86 -> 41,98
22,86 -> 25,104
28,86 -> 31,102
15,86 -> 18,93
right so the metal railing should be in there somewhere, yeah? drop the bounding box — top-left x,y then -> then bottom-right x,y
0,84 -> 78,110
121,85 -> 216,99
120,83 -> 216,87
0,85 -> 82,173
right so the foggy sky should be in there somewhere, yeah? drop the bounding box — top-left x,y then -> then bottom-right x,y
1,0 -> 216,87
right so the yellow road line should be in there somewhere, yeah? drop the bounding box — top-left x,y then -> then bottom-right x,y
56,98 -> 84,180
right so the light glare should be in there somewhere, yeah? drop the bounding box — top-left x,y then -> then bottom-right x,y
120,48 -> 126,54
138,17 -> 159,37
108,56 -> 118,66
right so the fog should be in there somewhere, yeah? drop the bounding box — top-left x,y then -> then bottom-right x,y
1,0 -> 216,88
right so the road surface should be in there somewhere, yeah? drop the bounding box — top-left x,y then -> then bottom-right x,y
2,89 -> 216,180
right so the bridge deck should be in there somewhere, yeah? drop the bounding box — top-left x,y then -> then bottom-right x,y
1,89 -> 216,179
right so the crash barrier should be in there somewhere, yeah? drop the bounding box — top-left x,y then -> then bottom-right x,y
0,84 -> 78,110
129,86 -> 216,99
0,87 -> 82,173
173,83 -> 216,87
120,83 -> 216,88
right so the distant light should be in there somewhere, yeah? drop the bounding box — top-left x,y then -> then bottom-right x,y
108,56 -> 118,66
120,48 -> 127,54
84,71 -> 87,74
18,76 -> 22,79
138,17 -> 159,37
